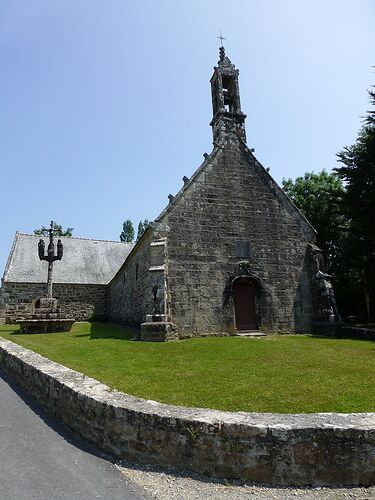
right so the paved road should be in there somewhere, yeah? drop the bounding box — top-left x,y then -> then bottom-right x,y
0,371 -> 147,500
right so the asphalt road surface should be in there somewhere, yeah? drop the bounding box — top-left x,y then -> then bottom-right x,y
0,371 -> 147,500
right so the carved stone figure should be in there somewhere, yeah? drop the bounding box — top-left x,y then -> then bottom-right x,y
152,284 -> 161,315
38,221 -> 63,299
38,239 -> 45,260
308,244 -> 341,327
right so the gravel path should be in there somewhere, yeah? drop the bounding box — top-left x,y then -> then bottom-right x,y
118,461 -> 375,499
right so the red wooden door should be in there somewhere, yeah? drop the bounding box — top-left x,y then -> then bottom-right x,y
233,281 -> 257,330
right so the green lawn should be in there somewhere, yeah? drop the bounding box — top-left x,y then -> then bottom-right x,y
1,322 -> 375,414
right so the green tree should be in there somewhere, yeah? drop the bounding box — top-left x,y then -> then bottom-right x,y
334,86 -> 375,321
34,222 -> 73,237
282,170 -> 355,318
366,85 -> 375,126
120,219 -> 134,242
282,170 -> 346,271
136,219 -> 150,240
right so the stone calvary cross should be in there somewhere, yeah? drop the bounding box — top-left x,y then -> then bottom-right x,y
38,221 -> 63,299
16,221 -> 73,333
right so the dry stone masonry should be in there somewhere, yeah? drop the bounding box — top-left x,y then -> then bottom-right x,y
3,282 -> 109,322
0,338 -> 374,486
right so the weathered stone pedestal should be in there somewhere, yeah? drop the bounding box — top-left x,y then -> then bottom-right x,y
0,306 -> 5,326
140,321 -> 178,342
17,318 -> 75,334
145,314 -> 168,323
16,297 -> 74,334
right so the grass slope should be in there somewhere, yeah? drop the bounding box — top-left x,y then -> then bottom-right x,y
1,322 -> 375,413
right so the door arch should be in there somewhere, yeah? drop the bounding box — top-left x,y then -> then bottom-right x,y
233,278 -> 258,330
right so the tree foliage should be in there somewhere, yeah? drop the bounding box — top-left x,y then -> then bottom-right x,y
282,170 -> 355,318
136,219 -> 150,241
334,85 -> 375,320
365,85 -> 375,126
34,222 -> 73,237
282,170 -> 346,271
120,219 -> 135,242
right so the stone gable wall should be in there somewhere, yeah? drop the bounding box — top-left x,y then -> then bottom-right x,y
109,231 -> 153,327
1,282 -> 108,322
159,137 -> 316,336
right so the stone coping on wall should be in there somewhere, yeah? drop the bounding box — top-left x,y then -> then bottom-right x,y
0,337 -> 374,486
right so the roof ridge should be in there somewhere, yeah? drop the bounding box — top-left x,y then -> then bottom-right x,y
16,233 -> 134,245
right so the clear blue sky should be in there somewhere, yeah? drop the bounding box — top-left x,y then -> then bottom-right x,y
1,0 -> 374,275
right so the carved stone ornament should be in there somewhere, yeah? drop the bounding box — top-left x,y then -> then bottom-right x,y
227,262 -> 252,285
223,262 -> 261,308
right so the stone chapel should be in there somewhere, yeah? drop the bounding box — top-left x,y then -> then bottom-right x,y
1,48 -> 338,338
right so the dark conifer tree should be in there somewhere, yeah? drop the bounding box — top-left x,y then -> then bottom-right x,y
136,219 -> 150,240
335,85 -> 375,321
120,220 -> 134,242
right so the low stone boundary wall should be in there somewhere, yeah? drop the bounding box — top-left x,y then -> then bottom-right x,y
0,338 -> 374,486
337,326 -> 375,341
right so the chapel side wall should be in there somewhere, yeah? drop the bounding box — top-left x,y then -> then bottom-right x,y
1,282 -> 108,322
159,139 -> 316,336
108,232 -> 153,327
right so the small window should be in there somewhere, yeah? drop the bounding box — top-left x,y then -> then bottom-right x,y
136,263 -> 139,280
235,241 -> 251,258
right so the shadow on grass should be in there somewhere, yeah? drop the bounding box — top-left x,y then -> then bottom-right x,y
75,321 -> 138,341
0,325 -> 20,335
307,331 -> 375,342
0,321 -> 139,341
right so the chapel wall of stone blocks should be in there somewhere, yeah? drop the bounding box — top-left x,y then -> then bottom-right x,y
2,282 -> 108,322
109,230 -> 156,327
157,134 -> 316,336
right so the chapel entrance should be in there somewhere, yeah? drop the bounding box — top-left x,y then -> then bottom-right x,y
233,279 -> 257,330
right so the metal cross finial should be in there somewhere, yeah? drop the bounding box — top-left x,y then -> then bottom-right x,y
217,30 -> 226,47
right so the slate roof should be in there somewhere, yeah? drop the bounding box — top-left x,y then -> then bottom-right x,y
3,233 -> 134,285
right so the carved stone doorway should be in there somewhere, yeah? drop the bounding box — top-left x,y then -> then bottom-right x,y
233,279 -> 257,330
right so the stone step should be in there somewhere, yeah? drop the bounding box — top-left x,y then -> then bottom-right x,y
236,330 -> 268,337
